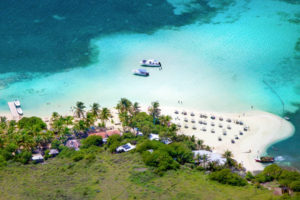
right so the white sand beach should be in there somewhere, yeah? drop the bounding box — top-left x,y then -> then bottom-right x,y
2,103 -> 294,172
161,106 -> 295,172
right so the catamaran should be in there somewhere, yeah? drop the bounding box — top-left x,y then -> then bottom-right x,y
133,69 -> 149,77
140,59 -> 161,67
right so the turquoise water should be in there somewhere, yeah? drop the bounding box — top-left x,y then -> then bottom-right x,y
0,0 -> 299,168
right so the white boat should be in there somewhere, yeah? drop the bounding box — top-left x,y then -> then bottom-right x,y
140,59 -> 161,67
16,107 -> 23,115
133,69 -> 149,76
14,100 -> 21,107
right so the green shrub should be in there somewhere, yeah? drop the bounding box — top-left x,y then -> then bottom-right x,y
107,134 -> 122,147
142,150 -> 179,174
51,139 -> 61,149
72,152 -> 84,162
262,164 -> 283,180
18,117 -> 47,131
290,181 -> 300,192
0,155 -> 7,168
44,149 -> 50,160
58,146 -> 76,158
279,170 -> 300,187
209,169 -> 247,186
85,153 -> 96,163
108,142 -> 120,153
81,135 -> 103,148
245,171 -> 255,181
169,142 -> 193,164
14,151 -> 32,164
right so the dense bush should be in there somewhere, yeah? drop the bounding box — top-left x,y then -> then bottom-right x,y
290,181 -> 300,192
255,164 -> 283,183
142,150 -> 179,174
15,151 -> 32,164
81,135 -> 103,148
18,117 -> 47,132
168,143 -> 193,164
51,139 -> 61,149
107,134 -> 122,153
209,169 -> 247,186
72,152 -> 84,162
0,155 -> 6,168
245,171 -> 255,181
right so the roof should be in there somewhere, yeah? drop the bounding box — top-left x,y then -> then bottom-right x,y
89,129 -> 121,138
192,150 -> 226,165
32,154 -> 44,161
116,143 -> 136,152
149,133 -> 159,141
66,139 -> 80,150
49,149 -> 59,155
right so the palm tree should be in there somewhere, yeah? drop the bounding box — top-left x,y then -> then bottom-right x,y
0,116 -> 7,130
148,101 -> 160,123
159,115 -> 172,126
223,150 -> 233,160
74,101 -> 86,118
197,139 -> 204,149
223,150 -> 234,167
132,102 -> 140,115
99,107 -> 112,126
64,116 -> 74,126
202,154 -> 208,169
85,112 -> 96,128
51,112 -> 59,121
90,103 -> 100,117
116,98 -> 132,113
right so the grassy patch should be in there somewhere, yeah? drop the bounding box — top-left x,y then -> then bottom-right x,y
0,152 -> 282,200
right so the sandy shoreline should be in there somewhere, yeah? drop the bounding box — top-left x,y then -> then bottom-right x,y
161,106 -> 295,172
1,105 -> 294,172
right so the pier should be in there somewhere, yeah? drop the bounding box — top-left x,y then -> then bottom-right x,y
7,102 -> 22,120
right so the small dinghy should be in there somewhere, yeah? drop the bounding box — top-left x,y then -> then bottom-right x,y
133,69 -> 149,77
140,59 -> 161,67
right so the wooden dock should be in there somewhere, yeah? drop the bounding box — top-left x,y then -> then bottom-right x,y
7,102 -> 21,120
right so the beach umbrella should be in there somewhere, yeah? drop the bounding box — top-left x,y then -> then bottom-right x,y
226,118 -> 232,123
184,118 -> 188,122
191,112 -> 195,116
218,124 -> 223,128
192,126 -> 197,130
184,125 -> 189,129
219,117 -> 223,121
174,110 -> 179,114
227,125 -> 231,130
211,122 -> 215,126
211,129 -> 215,133
191,119 -> 195,123
218,137 -> 222,141
211,115 -> 216,120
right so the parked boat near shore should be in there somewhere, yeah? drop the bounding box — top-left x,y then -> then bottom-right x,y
133,69 -> 149,77
255,156 -> 275,163
140,59 -> 161,67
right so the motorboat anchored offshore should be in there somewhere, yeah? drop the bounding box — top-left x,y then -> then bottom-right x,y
140,59 -> 161,67
133,69 -> 149,77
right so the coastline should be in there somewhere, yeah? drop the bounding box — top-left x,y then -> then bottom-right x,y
1,105 -> 295,172
161,106 -> 295,172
